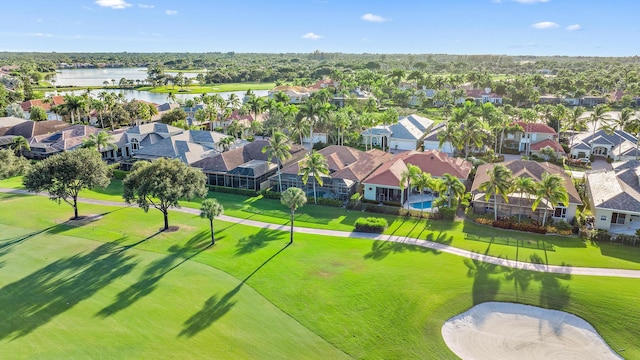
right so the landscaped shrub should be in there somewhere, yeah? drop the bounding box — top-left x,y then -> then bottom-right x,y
490,220 -> 547,234
555,220 -> 572,231
474,217 -> 494,225
112,169 -> 128,180
439,207 -> 456,220
259,190 -> 281,200
354,217 -> 388,233
307,197 -> 343,207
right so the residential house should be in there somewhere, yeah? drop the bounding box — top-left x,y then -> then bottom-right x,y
131,129 -> 230,165
580,96 -> 606,107
276,146 -> 390,201
20,96 -> 65,120
505,121 -> 563,158
267,86 -> 310,104
25,124 -> 101,159
362,150 -> 472,204
538,95 -> 563,105
423,122 -> 455,155
569,129 -> 639,160
192,140 -> 306,191
585,160 -> 640,233
471,160 -> 581,223
465,88 -> 503,105
0,119 -> 70,151
361,114 -> 434,152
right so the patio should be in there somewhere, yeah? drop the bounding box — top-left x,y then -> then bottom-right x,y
609,215 -> 640,236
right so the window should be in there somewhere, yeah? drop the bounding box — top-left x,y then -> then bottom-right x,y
600,215 -> 607,221
554,205 -> 567,218
131,138 -> 139,150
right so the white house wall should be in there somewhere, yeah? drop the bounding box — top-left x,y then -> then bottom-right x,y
390,139 -> 417,151
424,140 -> 454,154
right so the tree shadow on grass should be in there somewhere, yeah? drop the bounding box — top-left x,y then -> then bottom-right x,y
234,228 -> 282,256
364,230 -> 452,260
96,231 -> 212,318
179,242 -> 291,338
0,225 -> 59,260
0,242 -> 137,340
465,243 -> 505,305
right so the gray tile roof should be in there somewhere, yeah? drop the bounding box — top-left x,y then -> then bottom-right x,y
133,137 -> 218,165
571,129 -> 637,152
126,123 -> 183,136
586,165 -> 640,212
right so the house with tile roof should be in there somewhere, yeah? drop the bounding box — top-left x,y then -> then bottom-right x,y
569,129 -> 639,161
471,160 -> 581,223
465,88 -> 503,105
25,125 -> 101,159
276,145 -> 391,201
192,140 -> 307,191
585,160 -> 640,233
131,130 -> 230,165
20,96 -> 65,120
361,114 -> 435,152
504,121 -> 564,158
362,150 -> 472,204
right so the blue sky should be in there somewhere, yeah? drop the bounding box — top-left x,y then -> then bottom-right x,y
0,0 -> 637,56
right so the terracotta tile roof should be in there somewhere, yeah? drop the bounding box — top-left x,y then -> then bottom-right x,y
193,140 -> 306,173
530,138 -> 565,153
514,121 -> 556,134
281,145 -> 385,182
20,96 -> 66,112
465,88 -> 502,98
5,120 -> 70,138
363,150 -> 472,187
471,160 -> 581,204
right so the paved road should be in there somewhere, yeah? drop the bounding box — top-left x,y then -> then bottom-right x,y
3,187 -> 640,279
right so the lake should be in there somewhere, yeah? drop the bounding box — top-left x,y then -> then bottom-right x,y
53,67 -> 200,87
47,89 -> 269,104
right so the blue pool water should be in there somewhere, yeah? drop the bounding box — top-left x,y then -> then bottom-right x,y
410,201 -> 432,210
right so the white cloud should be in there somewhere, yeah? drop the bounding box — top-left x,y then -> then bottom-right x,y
31,33 -> 53,37
361,13 -> 389,23
531,21 -> 559,29
138,3 -> 154,8
95,0 -> 132,9
566,24 -> 581,31
302,32 -> 322,40
165,9 -> 178,15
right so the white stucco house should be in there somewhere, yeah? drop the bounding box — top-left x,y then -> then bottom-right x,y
585,160 -> 640,233
361,114 -> 434,152
423,122 -> 455,155
570,129 -> 639,161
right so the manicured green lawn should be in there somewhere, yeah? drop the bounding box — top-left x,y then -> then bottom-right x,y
0,193 -> 639,358
4,176 -> 640,270
136,82 -> 276,94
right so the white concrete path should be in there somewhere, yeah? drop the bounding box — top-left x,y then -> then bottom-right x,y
3,188 -> 640,279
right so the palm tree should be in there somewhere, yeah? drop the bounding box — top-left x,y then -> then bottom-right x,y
610,107 -> 635,159
245,94 -> 265,122
10,135 -> 30,156
299,99 -> 323,150
290,115 -> 310,146
625,114 -> 640,160
413,172 -> 432,217
587,104 -> 610,156
219,136 -> 234,152
200,198 -> 224,245
532,172 -> 569,227
511,176 -> 535,221
399,164 -> 422,206
273,91 -> 290,104
280,187 -> 307,244
298,151 -> 329,204
565,106 -> 586,150
479,164 -> 513,221
62,94 -> 85,124
441,173 -> 465,208
262,132 -> 292,192
84,131 -> 115,153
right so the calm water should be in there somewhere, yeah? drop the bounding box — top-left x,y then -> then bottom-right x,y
47,89 -> 269,104
53,67 -> 200,87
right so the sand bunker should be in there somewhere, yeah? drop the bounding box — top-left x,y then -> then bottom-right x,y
441,302 -> 621,360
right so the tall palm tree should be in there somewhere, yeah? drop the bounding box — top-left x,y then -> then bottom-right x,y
587,104 -> 611,155
273,91 -> 290,104
565,106 -> 586,150
298,151 -> 329,204
245,94 -> 265,122
441,173 -> 465,208
290,115 -> 310,146
62,94 -> 85,124
10,135 -> 30,156
200,199 -> 223,245
413,172 -> 433,217
219,136 -> 234,152
479,164 -> 513,221
459,116 -> 486,159
532,172 -> 569,227
511,176 -> 535,221
610,107 -> 635,159
399,164 -> 422,205
299,99 -> 323,150
262,132 -> 292,192
280,187 -> 307,244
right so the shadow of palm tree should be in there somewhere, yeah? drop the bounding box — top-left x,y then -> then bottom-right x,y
234,228 -> 282,256
179,243 -> 290,338
96,231 -> 211,317
465,244 -> 505,305
0,225 -> 59,259
0,242 -> 137,340
533,260 -> 572,310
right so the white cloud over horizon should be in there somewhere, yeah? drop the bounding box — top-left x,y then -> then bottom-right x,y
302,32 -> 322,40
95,0 -> 132,9
532,21 -> 559,29
165,10 -> 177,15
566,24 -> 581,31
361,13 -> 389,22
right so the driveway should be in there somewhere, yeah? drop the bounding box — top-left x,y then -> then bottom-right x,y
591,158 -> 612,171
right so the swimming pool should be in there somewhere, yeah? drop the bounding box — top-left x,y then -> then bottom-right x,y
410,200 -> 432,210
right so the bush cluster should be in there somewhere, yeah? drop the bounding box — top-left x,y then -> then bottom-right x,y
354,217 -> 389,233
112,169 -> 128,180
307,197 -> 343,207
492,220 -> 547,234
208,185 -> 258,196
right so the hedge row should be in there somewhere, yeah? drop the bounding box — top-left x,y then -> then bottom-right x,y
112,169 -> 128,180
307,197 -> 343,207
208,185 -> 258,197
491,220 -> 547,234
354,217 -> 388,233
